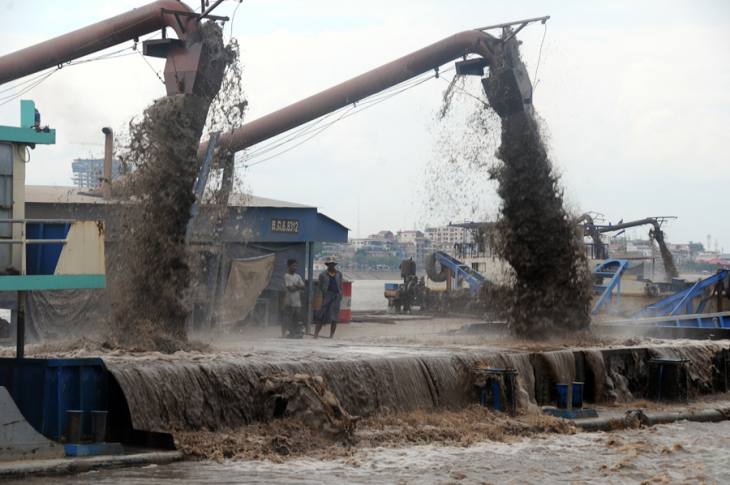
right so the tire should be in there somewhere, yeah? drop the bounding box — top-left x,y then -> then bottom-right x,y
426,252 -> 448,282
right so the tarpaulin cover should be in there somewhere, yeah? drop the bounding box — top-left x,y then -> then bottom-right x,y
217,253 -> 274,329
25,289 -> 109,341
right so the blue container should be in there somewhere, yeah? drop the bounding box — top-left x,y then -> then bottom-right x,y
479,380 -> 503,411
572,382 -> 584,409
384,283 -> 399,290
25,222 -> 70,275
0,358 -> 108,440
555,383 -> 570,409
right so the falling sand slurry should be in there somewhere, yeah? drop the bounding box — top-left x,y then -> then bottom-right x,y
110,23 -> 233,351
481,32 -> 593,338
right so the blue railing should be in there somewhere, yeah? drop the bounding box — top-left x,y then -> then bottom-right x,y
591,258 -> 629,315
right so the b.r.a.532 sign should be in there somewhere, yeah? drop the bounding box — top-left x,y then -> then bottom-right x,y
271,218 -> 300,233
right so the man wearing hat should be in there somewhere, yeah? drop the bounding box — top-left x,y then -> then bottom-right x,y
315,256 -> 343,338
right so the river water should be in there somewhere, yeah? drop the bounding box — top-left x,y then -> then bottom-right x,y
351,280 -> 399,312
18,420 -> 730,484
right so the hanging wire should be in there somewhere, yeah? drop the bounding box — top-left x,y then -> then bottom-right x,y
229,1 -> 243,40
137,51 -> 165,85
242,70 -> 437,161
0,26 -> 171,105
532,21 -> 548,92
438,74 -> 488,106
241,67 -> 449,168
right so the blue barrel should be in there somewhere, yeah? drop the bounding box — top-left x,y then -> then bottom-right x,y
572,382 -> 584,409
479,379 -> 504,411
555,383 -> 569,409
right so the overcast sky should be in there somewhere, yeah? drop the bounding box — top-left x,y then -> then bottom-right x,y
1,0 -> 728,250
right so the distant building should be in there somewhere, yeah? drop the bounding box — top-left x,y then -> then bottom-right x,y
395,230 -> 423,244
397,230 -> 431,267
71,158 -> 121,189
424,225 -> 472,254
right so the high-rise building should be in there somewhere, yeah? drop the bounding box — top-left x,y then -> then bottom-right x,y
71,158 -> 121,189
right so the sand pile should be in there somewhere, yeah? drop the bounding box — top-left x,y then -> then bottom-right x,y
110,23 -> 234,351
481,32 -> 593,338
259,373 -> 358,438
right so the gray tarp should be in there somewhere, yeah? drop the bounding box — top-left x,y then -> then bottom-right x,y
26,289 -> 109,341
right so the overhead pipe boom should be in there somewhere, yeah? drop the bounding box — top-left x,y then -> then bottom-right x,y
199,29 -> 503,157
0,1 -> 203,95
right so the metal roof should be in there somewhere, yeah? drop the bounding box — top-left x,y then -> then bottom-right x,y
25,185 -> 313,209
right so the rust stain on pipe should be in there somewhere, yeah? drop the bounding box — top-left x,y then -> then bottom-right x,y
0,0 -> 199,93
198,29 -> 500,158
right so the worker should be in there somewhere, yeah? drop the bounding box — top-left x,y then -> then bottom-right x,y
714,269 -> 726,313
283,258 -> 305,339
400,257 -> 417,313
314,256 -> 343,338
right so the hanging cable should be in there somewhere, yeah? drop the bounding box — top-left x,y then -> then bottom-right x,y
242,67 -> 447,168
243,105 -> 356,168
532,21 -> 548,92
438,75 -> 488,106
137,51 -> 165,84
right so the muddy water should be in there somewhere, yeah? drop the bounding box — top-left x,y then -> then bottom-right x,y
351,280 -> 397,311
15,421 -> 730,484
102,341 -> 730,434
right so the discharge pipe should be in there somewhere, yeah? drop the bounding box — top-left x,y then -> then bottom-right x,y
0,1 -> 202,95
199,29 -> 506,156
101,127 -> 114,200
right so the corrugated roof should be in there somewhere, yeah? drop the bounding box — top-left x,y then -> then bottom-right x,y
25,185 -> 107,204
25,185 -> 313,209
228,192 -> 312,209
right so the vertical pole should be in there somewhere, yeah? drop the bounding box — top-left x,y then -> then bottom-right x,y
16,291 -> 25,359
305,241 -> 314,334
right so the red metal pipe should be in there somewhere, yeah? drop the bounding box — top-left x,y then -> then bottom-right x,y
199,29 -> 500,157
0,1 -> 199,93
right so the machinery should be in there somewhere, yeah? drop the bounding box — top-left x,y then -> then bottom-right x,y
385,251 -> 492,314
426,251 -> 490,296
0,101 -> 106,357
383,257 -> 429,313
579,214 -> 679,279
